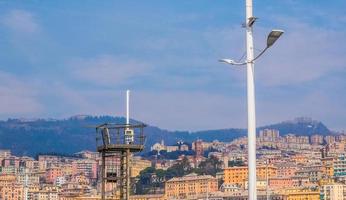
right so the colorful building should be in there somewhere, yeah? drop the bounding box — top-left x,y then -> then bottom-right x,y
165,173 -> 218,199
269,177 -> 294,189
45,167 -> 62,184
279,188 -> 320,200
321,157 -> 334,177
192,140 -> 204,157
320,183 -> 346,200
0,183 -> 24,200
333,154 -> 346,181
223,165 -> 277,187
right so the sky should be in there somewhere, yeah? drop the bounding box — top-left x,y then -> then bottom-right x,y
0,0 -> 346,131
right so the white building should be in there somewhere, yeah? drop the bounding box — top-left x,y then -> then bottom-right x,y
55,176 -> 66,187
320,183 -> 346,200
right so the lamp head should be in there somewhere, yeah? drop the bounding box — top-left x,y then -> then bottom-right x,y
247,17 -> 258,27
267,30 -> 284,48
219,59 -> 236,65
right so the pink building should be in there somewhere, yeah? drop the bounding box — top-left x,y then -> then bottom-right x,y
45,167 -> 63,183
276,163 -> 298,177
192,140 -> 204,157
269,177 -> 293,189
1,156 -> 20,168
72,159 -> 97,180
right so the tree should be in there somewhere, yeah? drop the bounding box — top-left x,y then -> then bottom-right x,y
228,159 -> 245,167
197,155 -> 222,176
135,167 -> 166,194
166,157 -> 193,178
134,157 -> 195,195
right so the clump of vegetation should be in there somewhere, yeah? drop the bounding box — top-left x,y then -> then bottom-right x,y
134,156 -> 222,195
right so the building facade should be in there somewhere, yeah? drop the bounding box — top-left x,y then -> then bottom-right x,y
165,173 -> 218,199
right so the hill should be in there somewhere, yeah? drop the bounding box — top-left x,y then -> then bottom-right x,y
259,117 -> 331,136
0,116 -> 331,156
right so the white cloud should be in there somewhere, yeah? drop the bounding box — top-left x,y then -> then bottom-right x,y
70,55 -> 153,86
255,87 -> 346,131
130,91 -> 247,131
2,10 -> 40,34
0,71 -> 42,117
56,20 -> 346,131
255,19 -> 346,86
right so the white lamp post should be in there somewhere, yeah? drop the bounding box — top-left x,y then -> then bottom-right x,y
219,1 -> 283,200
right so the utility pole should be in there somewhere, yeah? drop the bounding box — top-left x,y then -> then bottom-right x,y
245,0 -> 257,199
219,2 -> 283,199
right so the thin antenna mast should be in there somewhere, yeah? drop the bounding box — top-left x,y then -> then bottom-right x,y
126,90 -> 130,125
124,90 -> 134,144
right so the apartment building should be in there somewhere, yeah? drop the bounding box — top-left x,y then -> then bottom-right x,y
165,173 -> 218,199
223,165 -> 277,187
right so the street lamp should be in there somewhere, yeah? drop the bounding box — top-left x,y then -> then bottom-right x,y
267,30 -> 284,47
218,1 -> 283,200
219,30 -> 284,66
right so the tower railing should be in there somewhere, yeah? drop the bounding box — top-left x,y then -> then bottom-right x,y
95,123 -> 146,200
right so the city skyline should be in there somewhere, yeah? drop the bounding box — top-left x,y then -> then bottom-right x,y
0,128 -> 345,200
0,1 -> 346,131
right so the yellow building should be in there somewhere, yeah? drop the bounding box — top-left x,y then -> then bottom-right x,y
68,194 -> 166,200
223,165 -> 277,187
60,194 -> 81,200
165,173 -> 218,199
130,194 -> 166,200
130,157 -> 152,178
280,188 -> 320,200
292,154 -> 309,164
320,183 -> 346,200
244,179 -> 267,190
0,174 -> 16,186
71,174 -> 90,185
61,164 -> 74,176
30,191 -> 59,200
0,184 -> 24,200
17,173 -> 40,185
321,157 -> 334,177
319,177 -> 335,186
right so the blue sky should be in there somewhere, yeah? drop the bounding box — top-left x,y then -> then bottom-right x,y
0,0 -> 346,131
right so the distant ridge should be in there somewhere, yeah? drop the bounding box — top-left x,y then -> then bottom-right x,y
0,116 -> 332,156
259,117 -> 331,136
